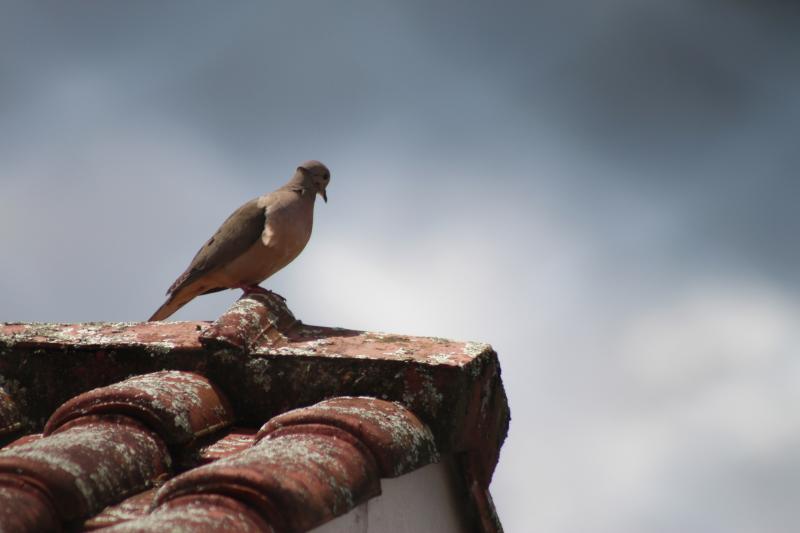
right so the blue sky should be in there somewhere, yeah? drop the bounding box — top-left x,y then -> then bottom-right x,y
2,2 -> 800,531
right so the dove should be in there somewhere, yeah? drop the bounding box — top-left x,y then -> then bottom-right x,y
148,160 -> 330,321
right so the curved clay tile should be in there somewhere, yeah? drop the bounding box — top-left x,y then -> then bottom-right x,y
113,396 -> 439,532
257,396 -> 439,477
153,427 -> 380,532
0,370 -> 238,530
0,415 -> 169,522
44,370 -> 234,446
0,481 -> 60,533
101,494 -> 274,533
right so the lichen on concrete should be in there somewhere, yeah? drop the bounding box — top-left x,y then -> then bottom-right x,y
428,352 -> 456,365
244,358 -> 272,391
364,332 -> 411,344
0,322 -> 185,354
401,367 -> 445,418
463,341 -> 492,358
383,347 -> 415,358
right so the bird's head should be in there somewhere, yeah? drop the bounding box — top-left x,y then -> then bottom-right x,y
296,160 -> 330,203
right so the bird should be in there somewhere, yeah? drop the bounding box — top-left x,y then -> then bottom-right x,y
148,160 -> 330,321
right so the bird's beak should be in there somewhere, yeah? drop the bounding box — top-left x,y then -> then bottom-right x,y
319,189 -> 328,203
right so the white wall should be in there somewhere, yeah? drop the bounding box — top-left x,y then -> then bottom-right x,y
313,460 -> 470,533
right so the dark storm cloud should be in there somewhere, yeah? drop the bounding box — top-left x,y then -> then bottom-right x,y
400,1 -> 800,158
7,1 -> 797,179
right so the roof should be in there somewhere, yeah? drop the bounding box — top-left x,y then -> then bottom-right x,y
0,293 -> 509,532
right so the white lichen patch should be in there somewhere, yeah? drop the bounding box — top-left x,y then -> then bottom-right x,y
363,331 -> 410,343
304,338 -> 334,350
245,358 -> 272,391
424,336 -> 452,344
381,347 -> 415,360
200,433 -> 255,457
401,370 -> 445,420
427,353 -> 457,365
265,338 -> 335,357
463,341 -> 491,357
272,346 -> 317,356
147,341 -> 178,355
221,298 -> 269,325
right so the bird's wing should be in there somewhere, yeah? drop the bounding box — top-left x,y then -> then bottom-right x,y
166,197 -> 267,295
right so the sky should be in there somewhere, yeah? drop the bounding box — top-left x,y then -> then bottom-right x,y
2,2 -> 800,532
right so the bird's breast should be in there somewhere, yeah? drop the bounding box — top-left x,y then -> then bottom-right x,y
220,198 -> 314,285
261,199 -> 314,254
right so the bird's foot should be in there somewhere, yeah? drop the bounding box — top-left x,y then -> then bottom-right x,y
239,285 -> 286,302
239,284 -> 269,295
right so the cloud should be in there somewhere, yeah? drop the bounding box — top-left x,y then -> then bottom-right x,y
620,281 -> 798,391
2,2 -> 800,532
0,116 -> 251,322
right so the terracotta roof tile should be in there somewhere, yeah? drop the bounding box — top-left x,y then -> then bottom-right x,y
0,370 -> 239,529
190,427 -> 257,464
199,292 -> 298,350
104,494 -> 275,533
0,415 -> 169,522
0,294 -> 509,532
44,370 -> 234,446
98,396 -> 437,532
257,396 -> 438,477
154,428 -> 380,532
0,478 -> 60,533
82,488 -> 157,530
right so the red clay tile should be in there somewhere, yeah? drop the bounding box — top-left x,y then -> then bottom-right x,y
0,300 -> 508,483
154,428 -> 381,532
0,478 -> 60,533
81,488 -> 157,530
258,396 -> 439,477
0,415 -> 170,522
2,433 -> 42,450
44,370 -> 234,446
102,494 -> 274,533
0,294 -> 510,532
191,428 -> 257,464
200,293 -> 298,350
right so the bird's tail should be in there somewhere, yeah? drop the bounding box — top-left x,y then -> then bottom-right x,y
148,287 -> 196,321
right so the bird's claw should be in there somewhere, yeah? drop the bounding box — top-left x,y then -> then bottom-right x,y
240,285 -> 286,302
